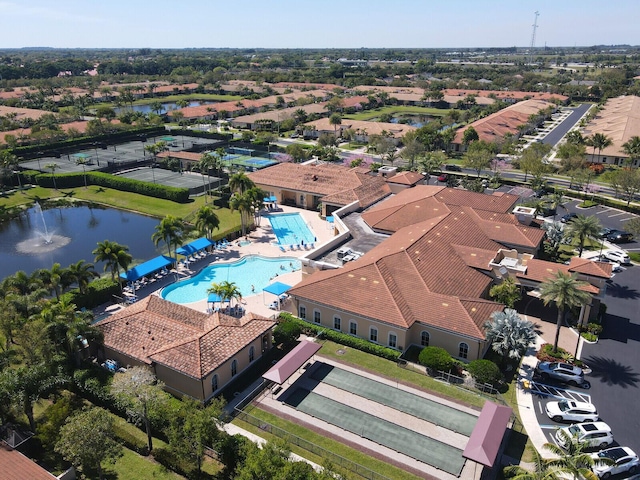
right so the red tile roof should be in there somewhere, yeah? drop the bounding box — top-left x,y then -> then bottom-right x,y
97,296 -> 275,379
386,171 -> 425,185
515,259 -> 601,294
248,163 -> 391,208
0,444 -> 56,479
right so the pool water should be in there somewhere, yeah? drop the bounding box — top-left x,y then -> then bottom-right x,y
161,255 -> 300,304
267,213 -> 316,246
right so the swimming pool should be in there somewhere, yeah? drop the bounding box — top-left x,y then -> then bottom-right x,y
161,255 -> 300,304
267,213 -> 316,246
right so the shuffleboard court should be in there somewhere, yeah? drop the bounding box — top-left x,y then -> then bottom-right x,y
286,388 -> 466,476
311,364 -> 477,436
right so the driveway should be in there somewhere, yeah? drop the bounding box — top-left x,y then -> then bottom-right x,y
541,103 -> 592,147
581,265 -> 640,453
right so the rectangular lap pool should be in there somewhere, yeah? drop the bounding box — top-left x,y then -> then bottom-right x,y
267,213 -> 316,246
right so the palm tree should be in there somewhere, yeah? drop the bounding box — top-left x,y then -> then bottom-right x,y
539,271 -> 592,353
564,214 -> 602,258
195,206 -> 220,239
75,158 -> 89,189
245,186 -> 266,226
484,308 -> 536,364
45,163 -> 59,190
207,282 -> 226,307
230,192 -> 253,236
37,262 -> 66,300
329,113 -> 342,137
621,135 -> 640,167
545,430 -> 609,480
503,449 -> 562,480
198,152 -> 217,203
228,172 -> 255,195
586,133 -> 612,163
152,215 -> 184,259
93,240 -> 132,282
66,260 -> 99,295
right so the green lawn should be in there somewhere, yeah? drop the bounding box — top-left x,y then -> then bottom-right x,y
92,93 -> 243,110
234,407 -> 423,480
0,186 -> 241,230
103,448 -> 184,480
343,105 -> 451,121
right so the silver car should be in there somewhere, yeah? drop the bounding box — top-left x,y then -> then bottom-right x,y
535,361 -> 588,387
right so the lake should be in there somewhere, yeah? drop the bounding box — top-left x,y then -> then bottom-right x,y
0,205 -> 161,280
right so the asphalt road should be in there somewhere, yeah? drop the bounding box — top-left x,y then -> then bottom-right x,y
542,103 -> 592,146
580,265 -> 640,455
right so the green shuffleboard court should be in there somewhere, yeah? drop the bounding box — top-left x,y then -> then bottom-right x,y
311,363 -> 477,436
286,388 -> 466,476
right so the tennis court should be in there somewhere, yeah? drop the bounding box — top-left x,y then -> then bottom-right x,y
311,364 -> 477,436
285,388 -> 466,476
117,167 -> 219,190
221,154 -> 277,170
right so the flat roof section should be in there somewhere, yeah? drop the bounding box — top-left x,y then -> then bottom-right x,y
263,340 -> 321,384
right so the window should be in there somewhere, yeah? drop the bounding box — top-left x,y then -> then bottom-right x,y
231,359 -> 238,377
389,333 -> 397,349
349,321 -> 357,336
421,331 -> 430,347
211,374 -> 218,392
333,316 -> 341,330
313,310 -> 321,324
459,342 -> 469,359
249,346 -> 255,362
299,305 -> 306,320
370,328 -> 378,343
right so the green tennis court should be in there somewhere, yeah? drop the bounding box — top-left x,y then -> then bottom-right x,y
311,364 -> 477,436
221,154 -> 277,170
286,388 -> 466,476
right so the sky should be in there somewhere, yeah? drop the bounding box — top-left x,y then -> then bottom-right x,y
1,0 -> 638,50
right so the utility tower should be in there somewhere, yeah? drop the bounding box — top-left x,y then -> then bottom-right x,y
529,11 -> 540,65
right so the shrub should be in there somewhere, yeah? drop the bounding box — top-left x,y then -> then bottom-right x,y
277,313 -> 401,361
586,323 -> 603,335
113,423 -> 149,456
467,360 -> 502,386
418,346 -> 454,373
59,277 -> 120,309
581,332 -> 598,342
273,318 -> 302,346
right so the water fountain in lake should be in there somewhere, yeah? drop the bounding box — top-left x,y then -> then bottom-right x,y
15,202 -> 72,254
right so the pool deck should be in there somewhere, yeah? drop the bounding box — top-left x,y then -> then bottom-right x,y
97,206 -> 333,320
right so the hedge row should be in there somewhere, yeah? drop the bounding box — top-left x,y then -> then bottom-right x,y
278,313 -> 401,361
59,277 -> 120,310
28,170 -> 190,202
113,423 -> 149,456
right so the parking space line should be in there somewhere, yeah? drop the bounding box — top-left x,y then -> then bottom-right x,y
608,212 -> 627,218
619,217 -> 637,222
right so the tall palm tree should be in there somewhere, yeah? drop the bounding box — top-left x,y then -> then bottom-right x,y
194,206 -> 220,239
228,172 -> 255,195
93,240 -> 132,282
539,271 -> 592,353
245,186 -> 266,226
229,192 -> 253,236
66,260 -> 99,295
198,152 -> 217,203
207,282 -> 227,306
586,133 -> 612,163
76,158 -> 89,189
621,135 -> 640,167
503,449 -> 561,480
45,163 -> 59,190
329,113 -> 342,137
564,214 -> 602,258
36,263 -> 66,300
152,215 -> 184,259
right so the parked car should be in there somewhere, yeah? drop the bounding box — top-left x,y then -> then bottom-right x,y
444,164 -> 462,172
599,227 -> 613,238
437,173 -> 448,182
545,400 -> 599,423
591,446 -> 639,479
561,213 -> 578,223
606,230 -> 634,243
603,250 -> 630,265
555,422 -> 614,450
535,361 -> 588,387
596,257 -> 624,273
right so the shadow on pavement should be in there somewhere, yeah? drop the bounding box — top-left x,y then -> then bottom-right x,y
605,281 -> 640,299
601,314 -> 640,343
582,355 -> 640,388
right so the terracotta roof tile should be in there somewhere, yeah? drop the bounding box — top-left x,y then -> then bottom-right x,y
386,171 -> 425,185
0,444 -> 56,479
97,297 -> 275,379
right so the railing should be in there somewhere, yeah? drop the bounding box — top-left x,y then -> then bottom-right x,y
234,409 -> 394,480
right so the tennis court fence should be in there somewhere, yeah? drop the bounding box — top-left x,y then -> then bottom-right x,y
234,408 -> 394,480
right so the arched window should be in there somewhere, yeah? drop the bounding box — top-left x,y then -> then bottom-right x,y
211,374 -> 218,392
249,346 -> 255,362
421,331 -> 430,347
459,342 -> 469,359
231,359 -> 238,377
